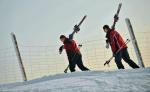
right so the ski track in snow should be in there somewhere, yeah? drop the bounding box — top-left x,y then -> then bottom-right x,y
0,68 -> 150,92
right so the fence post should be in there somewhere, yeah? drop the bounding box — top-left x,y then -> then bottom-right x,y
125,18 -> 145,68
11,32 -> 27,81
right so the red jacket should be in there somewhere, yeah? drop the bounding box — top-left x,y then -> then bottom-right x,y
64,39 -> 80,53
107,29 -> 127,53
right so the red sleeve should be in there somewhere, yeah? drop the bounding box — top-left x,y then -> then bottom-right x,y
109,31 -> 120,53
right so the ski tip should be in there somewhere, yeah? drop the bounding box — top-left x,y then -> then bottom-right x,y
119,3 -> 122,7
11,32 -> 15,35
83,15 -> 87,18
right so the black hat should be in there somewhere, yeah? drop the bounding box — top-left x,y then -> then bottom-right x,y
60,35 -> 66,39
103,25 -> 110,29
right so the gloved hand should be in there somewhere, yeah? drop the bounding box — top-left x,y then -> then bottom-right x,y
114,14 -> 119,22
59,45 -> 64,54
106,40 -> 109,49
74,25 -> 80,33
106,43 -> 109,49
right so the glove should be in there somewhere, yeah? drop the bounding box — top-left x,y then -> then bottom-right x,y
59,46 -> 63,54
74,25 -> 80,33
114,14 -> 119,22
106,40 -> 109,49
106,43 -> 109,49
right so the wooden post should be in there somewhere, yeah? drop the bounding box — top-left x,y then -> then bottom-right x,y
125,18 -> 145,68
11,32 -> 27,81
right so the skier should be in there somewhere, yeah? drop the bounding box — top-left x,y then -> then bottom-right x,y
59,25 -> 89,72
102,17 -> 139,69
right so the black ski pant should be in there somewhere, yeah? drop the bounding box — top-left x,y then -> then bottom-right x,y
67,52 -> 89,72
115,48 -> 140,69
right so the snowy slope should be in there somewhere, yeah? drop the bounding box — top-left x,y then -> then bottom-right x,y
0,68 -> 150,92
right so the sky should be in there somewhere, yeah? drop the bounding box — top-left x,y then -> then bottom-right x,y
0,0 -> 149,48
0,0 -> 150,83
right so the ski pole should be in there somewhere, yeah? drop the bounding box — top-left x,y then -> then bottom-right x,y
64,65 -> 69,73
104,39 -> 130,66
64,44 -> 82,73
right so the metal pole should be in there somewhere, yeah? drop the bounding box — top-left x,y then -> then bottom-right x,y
11,32 -> 27,81
125,18 -> 145,68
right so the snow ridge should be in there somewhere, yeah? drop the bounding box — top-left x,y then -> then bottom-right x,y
0,68 -> 150,92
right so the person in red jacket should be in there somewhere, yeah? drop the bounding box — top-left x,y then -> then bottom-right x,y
59,26 -> 89,72
103,25 -> 139,69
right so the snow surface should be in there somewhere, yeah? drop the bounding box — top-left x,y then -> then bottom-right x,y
0,68 -> 150,92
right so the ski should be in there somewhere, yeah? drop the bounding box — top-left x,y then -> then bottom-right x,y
73,15 -> 87,33
111,3 -> 122,29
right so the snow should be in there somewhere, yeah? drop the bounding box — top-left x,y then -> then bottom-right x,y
0,68 -> 150,92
